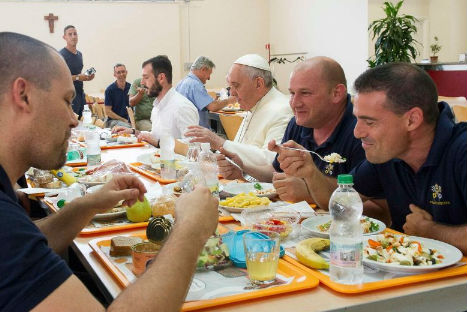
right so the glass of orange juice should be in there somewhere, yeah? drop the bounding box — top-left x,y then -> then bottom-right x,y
243,230 -> 280,285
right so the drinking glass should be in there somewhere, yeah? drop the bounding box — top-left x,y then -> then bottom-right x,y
186,142 -> 201,162
243,230 -> 280,285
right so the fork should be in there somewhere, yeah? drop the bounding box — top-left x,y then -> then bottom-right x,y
216,152 -> 258,182
277,144 -> 342,163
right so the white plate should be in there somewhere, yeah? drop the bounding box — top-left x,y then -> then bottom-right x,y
221,107 -> 241,112
222,182 -> 277,199
363,235 -> 463,274
218,204 -> 269,214
136,152 -> 185,169
78,177 -> 107,187
301,215 -> 386,238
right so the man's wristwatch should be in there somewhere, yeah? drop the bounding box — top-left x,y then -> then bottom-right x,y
75,75 -> 80,81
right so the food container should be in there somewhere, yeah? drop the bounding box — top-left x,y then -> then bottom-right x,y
151,194 -> 176,217
241,209 -> 300,241
131,242 -> 161,276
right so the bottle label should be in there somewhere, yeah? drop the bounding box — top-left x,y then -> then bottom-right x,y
330,241 -> 363,268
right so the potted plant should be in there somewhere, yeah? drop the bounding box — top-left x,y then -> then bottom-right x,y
430,36 -> 442,63
368,1 -> 420,67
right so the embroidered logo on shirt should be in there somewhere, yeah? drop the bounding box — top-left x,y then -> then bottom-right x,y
324,163 -> 334,176
429,184 -> 451,205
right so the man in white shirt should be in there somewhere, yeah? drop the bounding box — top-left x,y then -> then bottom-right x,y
185,54 -> 292,167
114,55 -> 199,147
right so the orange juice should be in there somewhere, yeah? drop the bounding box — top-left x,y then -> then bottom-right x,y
246,252 -> 279,283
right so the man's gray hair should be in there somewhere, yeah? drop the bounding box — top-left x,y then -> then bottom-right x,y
114,63 -> 125,70
191,56 -> 215,71
241,65 -> 273,88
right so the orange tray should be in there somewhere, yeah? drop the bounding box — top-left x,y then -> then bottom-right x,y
43,199 -> 148,236
89,232 -> 319,311
73,139 -> 146,150
283,229 -> 467,294
129,162 -> 176,184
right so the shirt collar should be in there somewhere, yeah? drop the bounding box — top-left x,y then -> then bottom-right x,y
154,87 -> 175,109
422,101 -> 455,167
188,72 -> 203,84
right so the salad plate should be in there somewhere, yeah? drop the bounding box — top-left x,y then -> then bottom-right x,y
301,215 -> 385,238
222,182 -> 276,199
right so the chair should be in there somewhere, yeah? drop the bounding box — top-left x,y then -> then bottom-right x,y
174,139 -> 188,156
93,103 -> 106,120
208,91 -> 218,100
452,105 -> 467,122
438,96 -> 467,108
127,107 -> 136,129
219,113 -> 244,141
94,119 -> 105,128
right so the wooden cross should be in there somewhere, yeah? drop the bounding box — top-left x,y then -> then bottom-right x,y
44,13 -> 58,33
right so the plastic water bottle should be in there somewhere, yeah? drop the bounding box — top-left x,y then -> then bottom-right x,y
160,135 -> 176,180
179,162 -> 206,193
198,143 -> 219,198
82,105 -> 92,127
86,126 -> 101,166
329,174 -> 363,284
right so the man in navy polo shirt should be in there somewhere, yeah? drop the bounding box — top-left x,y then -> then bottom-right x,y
104,63 -> 131,128
278,63 -> 466,255
0,32 -> 219,311
176,56 -> 236,129
218,57 -> 365,204
59,25 -> 95,118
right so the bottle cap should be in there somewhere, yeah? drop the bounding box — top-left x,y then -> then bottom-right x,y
57,199 -> 66,208
337,174 -> 353,184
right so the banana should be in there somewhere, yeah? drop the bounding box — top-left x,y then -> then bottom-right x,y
295,238 -> 330,270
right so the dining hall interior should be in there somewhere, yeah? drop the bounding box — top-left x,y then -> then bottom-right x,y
0,0 -> 467,311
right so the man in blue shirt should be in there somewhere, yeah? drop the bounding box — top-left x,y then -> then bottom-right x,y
176,56 -> 236,128
59,25 -> 94,118
0,32 -> 219,311
218,57 -> 365,203
104,63 -> 131,128
277,63 -> 466,255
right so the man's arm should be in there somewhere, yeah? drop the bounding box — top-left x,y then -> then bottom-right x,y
105,105 -> 129,123
129,87 -> 146,107
206,96 -> 236,112
35,176 -> 146,255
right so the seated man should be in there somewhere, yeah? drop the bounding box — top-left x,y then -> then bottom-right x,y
115,55 -> 199,147
104,63 -> 131,128
0,32 -> 218,311
176,56 -> 236,129
276,63 -> 467,254
218,57 -> 365,203
185,54 -> 292,168
128,77 -> 154,131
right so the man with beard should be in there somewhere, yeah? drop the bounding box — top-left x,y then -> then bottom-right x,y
59,25 -> 94,118
0,32 -> 218,311
104,63 -> 131,128
114,55 -> 198,147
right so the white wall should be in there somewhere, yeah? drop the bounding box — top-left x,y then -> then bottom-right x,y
269,0 -> 369,94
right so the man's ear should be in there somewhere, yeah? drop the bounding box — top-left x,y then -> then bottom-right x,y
255,77 -> 265,89
332,83 -> 347,102
11,77 -> 32,112
406,107 -> 424,131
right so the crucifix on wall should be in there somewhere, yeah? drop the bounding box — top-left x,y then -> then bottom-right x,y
44,13 -> 58,33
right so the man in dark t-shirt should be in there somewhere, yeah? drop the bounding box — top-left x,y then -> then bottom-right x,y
59,25 -> 94,118
104,63 -> 131,128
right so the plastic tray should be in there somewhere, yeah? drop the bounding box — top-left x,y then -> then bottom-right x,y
283,229 -> 467,294
129,162 -> 176,184
89,232 -> 319,311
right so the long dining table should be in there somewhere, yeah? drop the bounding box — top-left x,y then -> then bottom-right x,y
66,145 -> 467,312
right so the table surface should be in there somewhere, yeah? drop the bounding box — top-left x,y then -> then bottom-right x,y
70,145 -> 467,312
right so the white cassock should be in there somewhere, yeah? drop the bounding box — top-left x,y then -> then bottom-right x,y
223,87 -> 292,167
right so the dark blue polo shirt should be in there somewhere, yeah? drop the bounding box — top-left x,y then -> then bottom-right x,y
273,95 -> 365,177
59,48 -> 85,116
105,81 -> 131,121
0,165 -> 72,311
351,102 -> 467,232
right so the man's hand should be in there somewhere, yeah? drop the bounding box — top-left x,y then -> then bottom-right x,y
79,73 -> 95,81
272,173 -> 312,203
185,125 -> 225,150
84,175 -> 147,214
112,126 -> 132,134
137,132 -> 158,147
174,187 -> 219,240
137,87 -> 146,96
403,204 -> 435,237
268,139 -> 314,178
216,147 -> 243,180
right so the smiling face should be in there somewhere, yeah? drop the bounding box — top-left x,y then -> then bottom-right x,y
227,64 -> 261,111
63,27 -> 78,48
288,67 -> 336,128
114,65 -> 127,83
28,53 -> 78,169
353,91 -> 410,164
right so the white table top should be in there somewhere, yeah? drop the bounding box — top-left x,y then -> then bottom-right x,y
70,145 -> 467,311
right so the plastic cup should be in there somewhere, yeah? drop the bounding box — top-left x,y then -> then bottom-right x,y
243,230 -> 280,285
131,242 -> 161,276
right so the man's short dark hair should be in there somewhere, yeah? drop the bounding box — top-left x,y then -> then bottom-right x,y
64,25 -> 75,34
354,62 -> 439,125
0,32 -> 59,96
142,55 -> 172,84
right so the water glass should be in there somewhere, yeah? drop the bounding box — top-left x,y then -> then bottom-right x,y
243,230 -> 280,285
186,142 -> 201,162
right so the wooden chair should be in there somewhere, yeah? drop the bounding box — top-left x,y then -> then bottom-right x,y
208,91 -> 218,100
94,119 -> 105,128
452,105 -> 467,122
93,103 -> 106,120
219,113 -> 244,141
127,107 -> 136,128
174,139 -> 188,156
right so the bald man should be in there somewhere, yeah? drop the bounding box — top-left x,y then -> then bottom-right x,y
218,57 -> 365,204
0,32 -> 218,311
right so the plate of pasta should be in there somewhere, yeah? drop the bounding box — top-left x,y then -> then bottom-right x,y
219,192 -> 271,213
